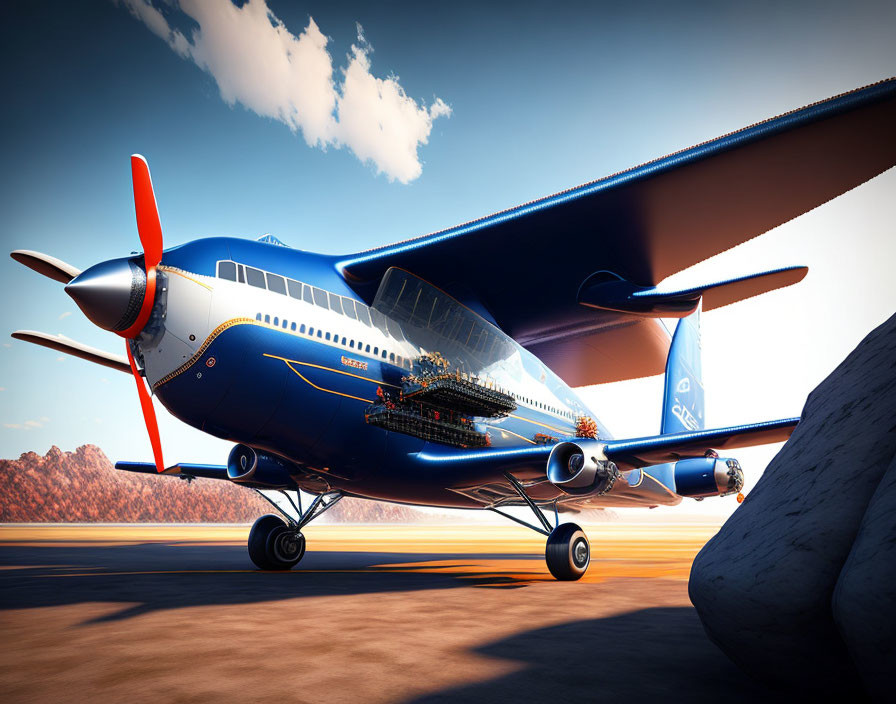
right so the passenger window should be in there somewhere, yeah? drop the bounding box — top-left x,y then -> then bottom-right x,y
382,349 -> 387,359
309,327 -> 314,335
237,265 -> 245,283
356,304 -> 372,327
274,317 -> 279,326
349,340 -> 355,348
218,261 -> 237,281
325,332 -> 331,341
246,267 -> 266,289
302,285 -> 314,305
389,353 -> 395,362
341,336 -> 347,345
373,347 -> 378,355
255,313 -> 261,321
312,287 -> 328,308
282,320 -> 288,329
264,314 -> 270,323
266,273 -> 287,295
365,344 -> 371,353
342,298 -> 357,319
317,330 -> 322,338
328,293 -> 343,315
287,279 -> 302,299
291,322 -> 296,331
300,324 -> 306,333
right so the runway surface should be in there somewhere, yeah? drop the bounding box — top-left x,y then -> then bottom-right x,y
0,524 -> 785,703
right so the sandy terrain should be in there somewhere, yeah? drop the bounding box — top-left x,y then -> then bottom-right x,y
0,524 -> 786,703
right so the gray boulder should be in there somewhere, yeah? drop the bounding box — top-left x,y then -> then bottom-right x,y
833,452 -> 896,701
689,312 -> 896,696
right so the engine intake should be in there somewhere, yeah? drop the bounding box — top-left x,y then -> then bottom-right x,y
673,456 -> 744,498
226,444 -> 296,488
547,440 -> 619,496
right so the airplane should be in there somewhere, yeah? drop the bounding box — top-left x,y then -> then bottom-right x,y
10,78 -> 895,580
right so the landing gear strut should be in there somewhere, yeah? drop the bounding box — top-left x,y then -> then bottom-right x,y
490,472 -> 591,581
247,489 -> 342,571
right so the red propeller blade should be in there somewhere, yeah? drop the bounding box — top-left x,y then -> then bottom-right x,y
126,343 -> 165,473
130,154 -> 163,269
117,155 -> 163,340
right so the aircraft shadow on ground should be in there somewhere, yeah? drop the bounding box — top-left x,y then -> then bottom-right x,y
0,542 -> 545,621
411,606 -> 790,704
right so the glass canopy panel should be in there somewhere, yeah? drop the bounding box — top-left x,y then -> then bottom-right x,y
371,267 -> 520,379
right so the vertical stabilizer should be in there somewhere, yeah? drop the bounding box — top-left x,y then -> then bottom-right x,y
661,303 -> 704,434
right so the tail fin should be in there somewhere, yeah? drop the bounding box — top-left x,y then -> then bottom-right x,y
661,303 -> 704,434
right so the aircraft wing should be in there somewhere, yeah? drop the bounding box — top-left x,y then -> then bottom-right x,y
338,78 -> 896,384
602,418 -> 799,471
414,417 -> 797,476
115,461 -> 228,479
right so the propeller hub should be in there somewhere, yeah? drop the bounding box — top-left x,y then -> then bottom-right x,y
65,256 -> 147,332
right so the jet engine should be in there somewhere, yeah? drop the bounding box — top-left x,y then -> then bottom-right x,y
226,444 -> 296,488
547,439 -> 619,496
673,456 -> 744,498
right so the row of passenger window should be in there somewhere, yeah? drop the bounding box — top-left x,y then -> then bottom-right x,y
218,260 -> 400,337
255,312 -> 413,370
508,391 -> 575,421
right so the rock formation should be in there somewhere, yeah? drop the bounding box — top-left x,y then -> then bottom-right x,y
689,312 -> 896,698
832,452 -> 896,701
0,444 -> 437,524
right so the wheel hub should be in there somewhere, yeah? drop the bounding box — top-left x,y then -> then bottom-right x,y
573,538 -> 589,566
273,531 -> 301,561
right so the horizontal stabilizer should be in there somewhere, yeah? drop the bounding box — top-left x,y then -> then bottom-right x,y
10,250 -> 81,284
115,461 -> 228,480
12,330 -> 130,374
579,266 -> 808,317
603,417 -> 799,470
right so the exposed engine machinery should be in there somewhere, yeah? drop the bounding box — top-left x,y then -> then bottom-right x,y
226,444 -> 297,488
672,456 -> 744,498
365,352 -> 516,448
546,439 -> 620,496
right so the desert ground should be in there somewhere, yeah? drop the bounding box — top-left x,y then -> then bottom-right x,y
0,523 -> 788,703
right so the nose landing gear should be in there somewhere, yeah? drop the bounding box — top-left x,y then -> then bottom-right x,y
247,489 -> 342,571
248,514 -> 306,570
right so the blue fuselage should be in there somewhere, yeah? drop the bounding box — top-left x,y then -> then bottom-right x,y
144,237 -> 679,509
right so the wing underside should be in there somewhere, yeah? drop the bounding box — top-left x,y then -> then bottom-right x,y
339,79 -> 896,385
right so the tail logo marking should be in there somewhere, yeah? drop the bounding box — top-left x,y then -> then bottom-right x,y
671,400 -> 700,431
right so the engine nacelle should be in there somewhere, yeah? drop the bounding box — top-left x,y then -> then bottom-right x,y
226,444 -> 295,488
547,439 -> 619,496
673,456 -> 744,498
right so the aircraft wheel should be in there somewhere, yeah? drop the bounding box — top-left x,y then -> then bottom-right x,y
248,514 -> 304,570
545,523 -> 590,581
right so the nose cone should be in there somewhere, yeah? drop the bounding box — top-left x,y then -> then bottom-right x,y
65,257 -> 146,332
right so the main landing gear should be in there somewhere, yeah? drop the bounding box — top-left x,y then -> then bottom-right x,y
490,472 -> 591,581
247,489 -> 342,570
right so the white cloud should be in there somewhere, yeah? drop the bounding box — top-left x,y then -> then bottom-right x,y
4,417 -> 49,431
58,311 -> 72,320
120,0 -> 451,183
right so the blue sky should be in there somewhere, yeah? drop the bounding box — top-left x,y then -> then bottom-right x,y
1,0 -> 894,514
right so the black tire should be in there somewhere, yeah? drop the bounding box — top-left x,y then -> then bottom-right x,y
248,514 -> 301,570
545,523 -> 590,581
